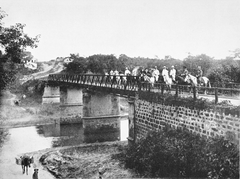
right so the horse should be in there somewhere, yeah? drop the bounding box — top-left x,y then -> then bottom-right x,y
198,76 -> 211,88
184,74 -> 199,95
175,75 -> 195,94
140,68 -> 156,88
131,66 -> 144,88
143,74 -> 155,87
197,76 -> 211,94
184,74 -> 198,87
163,74 -> 174,92
16,155 -> 34,175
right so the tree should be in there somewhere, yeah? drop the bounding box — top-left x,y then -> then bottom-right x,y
183,54 -> 214,76
0,8 -> 39,92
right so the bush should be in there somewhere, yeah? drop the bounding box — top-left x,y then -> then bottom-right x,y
123,127 -> 239,178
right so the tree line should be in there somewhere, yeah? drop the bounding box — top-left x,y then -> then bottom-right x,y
64,52 -> 240,86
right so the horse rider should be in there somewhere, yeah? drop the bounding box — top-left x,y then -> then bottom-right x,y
182,66 -> 189,78
162,66 -> 169,82
144,68 -> 151,77
152,66 -> 160,82
196,66 -> 203,84
169,65 -> 176,82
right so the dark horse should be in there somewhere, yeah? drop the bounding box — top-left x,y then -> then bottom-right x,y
175,75 -> 193,94
16,155 -> 34,175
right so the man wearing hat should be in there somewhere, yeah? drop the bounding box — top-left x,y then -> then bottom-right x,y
170,65 -> 176,82
152,66 -> 160,82
161,66 -> 169,83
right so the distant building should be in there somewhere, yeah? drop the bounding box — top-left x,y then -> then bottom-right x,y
24,59 -> 37,70
63,57 -> 73,64
56,57 -> 64,62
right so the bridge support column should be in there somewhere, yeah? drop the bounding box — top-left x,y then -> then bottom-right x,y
60,87 -> 83,124
128,97 -> 135,145
42,86 -> 60,104
82,92 -> 120,141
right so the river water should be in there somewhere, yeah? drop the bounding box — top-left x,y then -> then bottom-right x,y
0,118 -> 128,179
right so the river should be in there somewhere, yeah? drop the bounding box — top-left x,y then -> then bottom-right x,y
0,118 -> 128,179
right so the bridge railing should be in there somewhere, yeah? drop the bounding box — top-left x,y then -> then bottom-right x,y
48,74 -> 240,104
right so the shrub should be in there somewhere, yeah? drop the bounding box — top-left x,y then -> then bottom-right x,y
123,127 -> 239,178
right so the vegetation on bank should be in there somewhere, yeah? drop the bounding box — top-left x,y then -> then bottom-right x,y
139,92 -> 240,116
115,127 -> 239,179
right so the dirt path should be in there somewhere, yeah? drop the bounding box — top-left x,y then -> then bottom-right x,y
0,91 -> 59,179
0,127 -> 55,179
20,61 -> 64,84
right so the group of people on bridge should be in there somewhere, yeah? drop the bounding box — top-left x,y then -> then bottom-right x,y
104,65 -> 211,89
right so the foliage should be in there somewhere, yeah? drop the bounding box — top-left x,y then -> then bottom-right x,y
0,8 -> 39,93
183,54 -> 214,76
0,129 -> 8,148
63,54 -> 125,74
123,127 -> 239,178
12,79 -> 46,106
164,95 -> 213,110
63,50 -> 240,86
139,91 -> 214,111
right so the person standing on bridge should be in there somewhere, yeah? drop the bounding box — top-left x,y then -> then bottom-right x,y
110,70 -> 114,81
152,66 -> 160,82
124,67 -> 131,76
161,66 -> 169,83
169,65 -> 176,82
196,66 -> 203,84
113,69 -> 119,85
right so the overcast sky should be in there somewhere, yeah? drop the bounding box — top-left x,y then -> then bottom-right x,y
1,0 -> 240,61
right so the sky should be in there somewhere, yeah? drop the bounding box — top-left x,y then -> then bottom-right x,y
1,0 -> 240,61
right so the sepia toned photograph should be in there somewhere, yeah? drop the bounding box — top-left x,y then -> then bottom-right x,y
0,0 -> 239,178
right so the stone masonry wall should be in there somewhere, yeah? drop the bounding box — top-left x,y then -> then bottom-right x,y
135,99 -> 240,143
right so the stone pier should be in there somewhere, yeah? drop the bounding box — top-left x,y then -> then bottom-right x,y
42,86 -> 60,104
82,92 -> 120,135
60,87 -> 83,124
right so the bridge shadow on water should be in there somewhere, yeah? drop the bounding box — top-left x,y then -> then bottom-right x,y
35,118 -> 128,148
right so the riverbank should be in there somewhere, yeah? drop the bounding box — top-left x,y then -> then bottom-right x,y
23,141 -> 137,179
0,90 -> 132,178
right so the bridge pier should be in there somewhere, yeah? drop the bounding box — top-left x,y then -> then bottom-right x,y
42,86 -> 60,104
42,81 -> 125,142
82,92 -> 120,140
60,87 -> 83,124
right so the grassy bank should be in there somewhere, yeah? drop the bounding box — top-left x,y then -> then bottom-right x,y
39,141 -> 137,179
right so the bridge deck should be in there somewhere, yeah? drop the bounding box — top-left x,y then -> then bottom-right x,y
47,74 -> 240,104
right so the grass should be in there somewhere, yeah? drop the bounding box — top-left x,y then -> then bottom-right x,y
40,141 -> 137,179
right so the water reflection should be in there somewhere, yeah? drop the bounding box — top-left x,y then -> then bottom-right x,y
35,118 -> 128,147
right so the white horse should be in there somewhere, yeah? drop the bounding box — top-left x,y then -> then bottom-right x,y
184,74 -> 198,87
143,75 -> 155,87
161,73 -> 174,92
199,76 -> 211,88
132,66 -> 143,76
